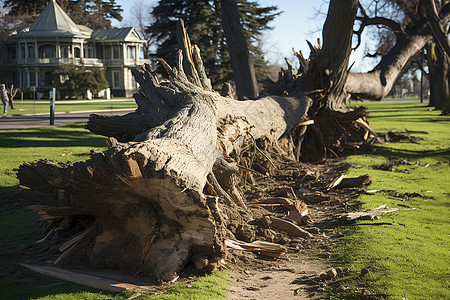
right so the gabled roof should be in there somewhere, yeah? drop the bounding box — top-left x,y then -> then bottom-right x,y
91,27 -> 144,42
22,0 -> 89,37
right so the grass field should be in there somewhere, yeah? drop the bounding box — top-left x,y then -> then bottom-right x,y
329,102 -> 450,299
5,99 -> 137,115
0,102 -> 448,299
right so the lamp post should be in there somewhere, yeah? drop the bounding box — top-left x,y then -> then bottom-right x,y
50,87 -> 55,125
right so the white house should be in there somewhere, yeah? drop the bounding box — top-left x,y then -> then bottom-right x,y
5,0 -> 150,97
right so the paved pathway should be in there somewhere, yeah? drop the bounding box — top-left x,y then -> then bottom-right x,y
0,109 -> 135,130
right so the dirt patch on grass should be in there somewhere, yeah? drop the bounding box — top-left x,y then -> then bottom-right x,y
224,155 -> 364,299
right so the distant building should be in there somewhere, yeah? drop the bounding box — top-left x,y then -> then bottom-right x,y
3,0 -> 150,97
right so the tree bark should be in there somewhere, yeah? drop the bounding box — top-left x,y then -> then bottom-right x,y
219,0 -> 259,100
312,0 -> 359,111
18,0 -> 449,281
18,23 -> 311,280
426,42 -> 450,109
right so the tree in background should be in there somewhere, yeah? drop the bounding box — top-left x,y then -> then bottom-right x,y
219,0 -> 259,99
0,2 -> 35,85
52,65 -> 109,99
355,0 -> 449,109
3,0 -> 123,29
123,0 -> 155,59
426,41 -> 449,109
148,0 -> 279,89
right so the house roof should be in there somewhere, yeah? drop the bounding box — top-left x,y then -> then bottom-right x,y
13,0 -> 142,42
21,0 -> 90,37
91,27 -> 144,42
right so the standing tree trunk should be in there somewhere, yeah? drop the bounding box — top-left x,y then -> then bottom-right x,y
219,0 -> 259,99
426,42 -> 450,109
311,0 -> 359,111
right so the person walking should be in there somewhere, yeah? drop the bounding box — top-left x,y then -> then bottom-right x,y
1,84 -> 9,116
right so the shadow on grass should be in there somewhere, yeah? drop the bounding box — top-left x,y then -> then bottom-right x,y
369,116 -> 449,123
0,186 -> 16,195
0,124 -> 105,149
374,146 -> 450,161
0,198 -> 110,299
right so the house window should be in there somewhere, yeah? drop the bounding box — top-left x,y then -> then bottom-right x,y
85,46 -> 93,58
112,46 -> 120,59
96,45 -> 103,59
21,46 -> 25,58
39,45 -> 55,58
131,70 -> 138,88
62,45 -> 71,58
74,47 -> 81,58
128,46 -> 136,59
19,72 -> 25,87
29,72 -> 36,86
113,71 -> 120,88
28,46 -> 35,58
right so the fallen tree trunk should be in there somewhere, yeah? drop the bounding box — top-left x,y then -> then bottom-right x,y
17,22 -> 311,281
18,0 -> 444,280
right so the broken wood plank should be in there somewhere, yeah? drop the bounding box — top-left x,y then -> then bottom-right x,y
298,119 -> 315,126
337,174 -> 371,188
36,228 -> 55,244
257,197 -> 293,207
59,228 -> 91,252
20,263 -> 152,293
268,216 -> 313,239
225,239 -> 287,258
327,174 -> 371,190
326,174 -> 345,191
341,204 -> 416,221
286,200 -> 311,225
257,197 -> 311,225
355,118 -> 378,137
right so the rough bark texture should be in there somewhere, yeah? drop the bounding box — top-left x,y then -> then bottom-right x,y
312,0 -> 359,111
17,0 -> 448,281
426,42 -> 450,110
19,55 -> 225,280
219,0 -> 259,99
17,22 -> 311,280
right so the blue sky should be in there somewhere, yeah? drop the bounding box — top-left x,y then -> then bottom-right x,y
113,0 -> 373,71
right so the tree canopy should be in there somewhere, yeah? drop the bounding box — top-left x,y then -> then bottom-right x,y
3,0 -> 123,29
52,65 -> 109,99
148,0 -> 279,89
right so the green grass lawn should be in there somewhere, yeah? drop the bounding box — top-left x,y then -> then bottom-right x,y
5,99 -> 137,115
0,123 -> 228,299
329,102 -> 450,299
1,102 -> 448,299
